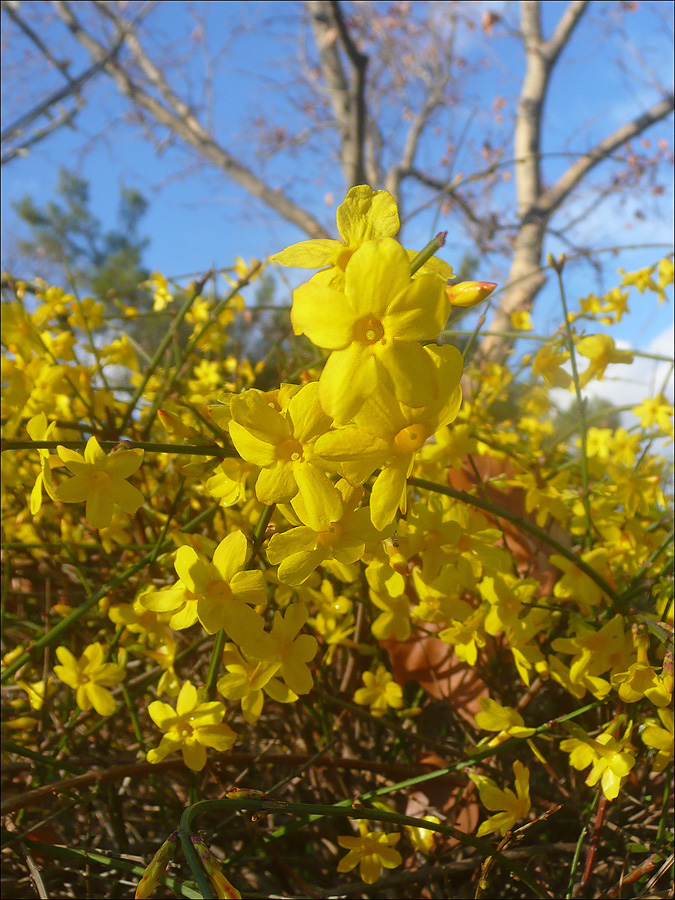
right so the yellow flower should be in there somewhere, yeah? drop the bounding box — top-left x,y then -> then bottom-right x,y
550,549 -> 611,615
531,342 -> 572,389
315,344 -> 463,527
353,664 -> 403,717
101,334 -> 139,372
576,334 -> 634,388
551,614 -> 631,684
266,482 -> 391,585
142,272 -> 174,310
618,264 -> 658,294
657,256 -> 674,302
367,559 -> 412,641
510,310 -> 532,331
229,381 -> 341,531
54,642 -> 125,716
641,708 -> 674,772
143,530 -> 266,644
249,602 -> 318,695
632,395 -> 674,435
217,642 -> 296,724
273,185 -> 399,276
611,661 -> 672,707
15,677 -> 56,711
68,296 -> 104,330
337,821 -> 402,884
56,436 -> 144,529
560,722 -> 636,801
468,761 -> 531,836
404,815 -> 441,854
1,301 -> 45,359
475,698 -> 536,741
26,412 -> 59,514
147,680 -> 237,771
291,238 -> 450,424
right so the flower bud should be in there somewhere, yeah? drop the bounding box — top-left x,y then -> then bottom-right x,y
191,836 -> 242,899
662,648 -> 673,694
446,281 -> 497,308
135,832 -> 177,899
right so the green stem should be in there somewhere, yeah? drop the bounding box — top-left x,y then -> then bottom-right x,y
118,271 -> 213,436
565,794 -> 598,899
178,831 -> 215,899
409,232 -> 447,275
140,268 -> 260,441
0,829 -> 201,898
553,262 -> 593,546
205,629 -> 227,702
2,439 -> 235,457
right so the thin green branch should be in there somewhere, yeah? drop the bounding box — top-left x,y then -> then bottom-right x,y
117,270 -> 213,435
1,439 -> 235,457
409,232 -> 447,275
551,257 -> 593,545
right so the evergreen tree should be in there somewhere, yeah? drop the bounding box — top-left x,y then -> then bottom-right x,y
13,168 -> 151,311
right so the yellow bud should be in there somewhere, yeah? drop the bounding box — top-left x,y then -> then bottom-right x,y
225,788 -> 267,801
135,833 -> 177,899
157,410 -> 203,441
446,281 -> 497,308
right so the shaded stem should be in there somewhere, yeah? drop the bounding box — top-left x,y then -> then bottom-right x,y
118,270 -> 213,435
409,231 -> 447,275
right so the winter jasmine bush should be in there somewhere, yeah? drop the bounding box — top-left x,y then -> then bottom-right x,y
1,186 -> 673,898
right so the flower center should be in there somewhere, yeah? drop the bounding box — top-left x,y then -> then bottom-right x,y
277,438 -> 304,463
90,469 -> 111,488
394,424 -> 429,454
316,523 -> 340,550
336,247 -> 354,271
177,722 -> 194,740
355,315 -> 385,345
207,580 -> 233,603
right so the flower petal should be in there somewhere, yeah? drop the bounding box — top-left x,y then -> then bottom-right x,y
272,239 -> 343,268
230,570 -> 267,607
212,530 -> 248,583
377,340 -> 437,408
336,185 -> 400,245
291,282 -> 354,347
319,344 -> 375,425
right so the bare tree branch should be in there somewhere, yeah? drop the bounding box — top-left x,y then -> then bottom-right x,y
541,92 -> 675,216
2,0 -> 74,84
478,0 -> 670,365
1,1 -> 149,161
307,0 -> 368,187
543,0 -> 589,67
2,103 -> 80,166
51,0 -> 331,239
329,0 -> 368,187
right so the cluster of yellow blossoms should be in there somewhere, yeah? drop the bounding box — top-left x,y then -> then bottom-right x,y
1,185 -> 673,887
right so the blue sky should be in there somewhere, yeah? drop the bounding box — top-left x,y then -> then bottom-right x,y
2,0 -> 673,405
